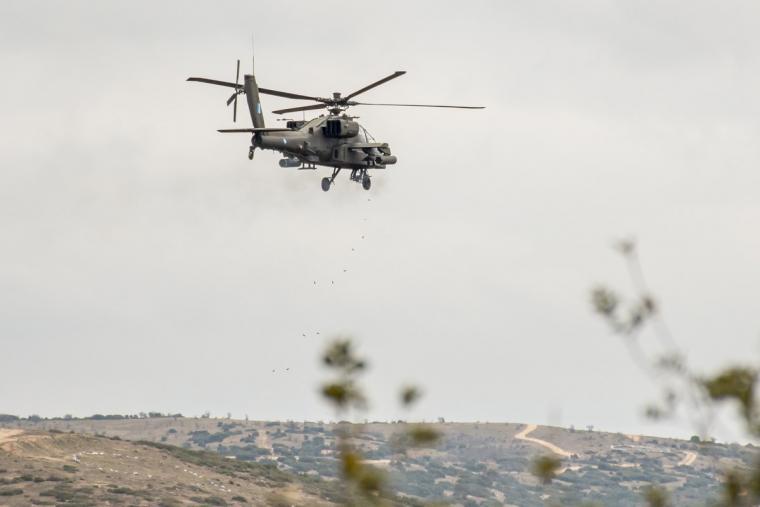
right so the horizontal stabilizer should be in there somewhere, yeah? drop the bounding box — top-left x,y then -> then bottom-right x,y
217,128 -> 293,133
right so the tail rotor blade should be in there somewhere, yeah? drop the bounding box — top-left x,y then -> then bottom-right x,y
233,59 -> 240,123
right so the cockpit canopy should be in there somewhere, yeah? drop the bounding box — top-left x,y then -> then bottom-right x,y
322,118 -> 360,138
285,120 -> 306,129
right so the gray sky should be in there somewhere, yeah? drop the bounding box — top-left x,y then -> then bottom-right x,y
1,0 -> 759,440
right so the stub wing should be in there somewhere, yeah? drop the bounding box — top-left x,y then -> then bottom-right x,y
346,142 -> 390,150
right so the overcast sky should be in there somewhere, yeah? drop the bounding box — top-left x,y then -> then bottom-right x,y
1,1 -> 759,440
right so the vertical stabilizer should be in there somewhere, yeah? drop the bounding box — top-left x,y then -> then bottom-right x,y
244,75 -> 265,128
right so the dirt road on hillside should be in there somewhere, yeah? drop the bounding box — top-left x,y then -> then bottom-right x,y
515,424 -> 573,458
678,450 -> 697,467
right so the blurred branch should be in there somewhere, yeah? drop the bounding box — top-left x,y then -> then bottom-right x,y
592,240 -> 760,506
320,337 -> 439,505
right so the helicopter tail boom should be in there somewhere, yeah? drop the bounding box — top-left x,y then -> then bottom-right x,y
244,75 -> 265,128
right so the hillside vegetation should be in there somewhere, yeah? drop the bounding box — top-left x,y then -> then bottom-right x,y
0,427 -> 340,506
3,416 -> 753,506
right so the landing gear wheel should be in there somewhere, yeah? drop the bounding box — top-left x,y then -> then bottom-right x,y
321,177 -> 331,192
248,147 -> 254,160
362,175 -> 371,191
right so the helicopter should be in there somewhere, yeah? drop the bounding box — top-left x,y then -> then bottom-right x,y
187,59 -> 484,191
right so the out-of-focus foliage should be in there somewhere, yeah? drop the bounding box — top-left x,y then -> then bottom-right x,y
642,485 -> 669,507
320,338 -> 438,505
592,240 -> 760,506
323,340 -> 367,373
590,287 -> 656,335
321,339 -> 368,412
406,425 -> 439,446
339,446 -> 386,500
701,367 -> 757,424
400,386 -> 420,407
390,424 -> 441,450
531,455 -> 561,485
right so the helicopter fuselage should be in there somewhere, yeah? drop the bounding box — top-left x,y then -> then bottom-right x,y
188,65 -> 481,191
255,115 -> 397,171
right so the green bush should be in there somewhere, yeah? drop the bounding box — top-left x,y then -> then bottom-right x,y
190,495 -> 227,505
188,430 -> 237,447
39,484 -> 95,505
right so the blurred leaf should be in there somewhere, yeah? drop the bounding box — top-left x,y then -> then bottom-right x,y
591,287 -> 619,317
641,295 -> 657,314
628,307 -> 645,330
642,485 -> 669,507
322,339 -> 350,368
614,238 -> 636,256
702,367 -> 757,420
407,425 -> 440,446
322,339 -> 366,374
655,354 -> 685,374
644,404 -> 665,420
400,386 -> 421,406
747,463 -> 760,499
663,389 -> 678,408
531,455 -> 561,485
357,467 -> 384,496
341,449 -> 385,500
322,382 -> 349,407
341,450 -> 362,479
723,469 -> 744,506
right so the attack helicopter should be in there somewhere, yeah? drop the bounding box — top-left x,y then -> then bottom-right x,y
187,59 -> 484,191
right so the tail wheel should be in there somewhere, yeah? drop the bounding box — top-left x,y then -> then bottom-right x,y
321,177 -> 331,192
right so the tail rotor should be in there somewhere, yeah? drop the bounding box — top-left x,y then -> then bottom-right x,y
225,59 -> 242,122
233,60 -> 240,122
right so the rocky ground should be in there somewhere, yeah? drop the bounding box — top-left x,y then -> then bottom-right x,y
0,428 -> 338,506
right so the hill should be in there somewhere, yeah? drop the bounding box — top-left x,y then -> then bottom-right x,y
0,428 -> 339,506
3,417 -> 756,506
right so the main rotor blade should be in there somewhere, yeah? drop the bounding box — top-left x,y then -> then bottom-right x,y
352,102 -> 485,109
344,71 -> 406,100
187,77 -> 242,89
271,103 -> 326,115
258,87 -> 322,102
